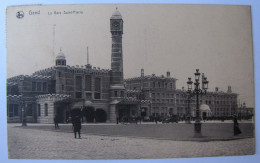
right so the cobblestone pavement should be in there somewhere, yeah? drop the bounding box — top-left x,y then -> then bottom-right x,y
22,120 -> 255,141
8,123 -> 255,160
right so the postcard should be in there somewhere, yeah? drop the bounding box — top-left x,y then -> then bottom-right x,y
6,4 -> 255,159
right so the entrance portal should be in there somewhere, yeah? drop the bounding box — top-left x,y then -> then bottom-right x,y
83,107 -> 95,123
119,108 -> 130,120
56,107 -> 65,123
95,109 -> 107,122
202,112 -> 207,120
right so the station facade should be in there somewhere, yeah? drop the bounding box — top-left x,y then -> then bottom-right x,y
7,9 -> 240,123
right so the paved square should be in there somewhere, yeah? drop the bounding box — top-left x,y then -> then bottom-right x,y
7,123 -> 255,159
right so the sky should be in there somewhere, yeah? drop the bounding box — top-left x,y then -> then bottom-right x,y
6,4 -> 254,107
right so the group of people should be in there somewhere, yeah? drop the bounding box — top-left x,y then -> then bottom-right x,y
54,115 -> 82,139
53,113 -> 242,139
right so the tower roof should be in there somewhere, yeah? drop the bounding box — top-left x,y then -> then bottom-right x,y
56,49 -> 66,60
110,8 -> 122,19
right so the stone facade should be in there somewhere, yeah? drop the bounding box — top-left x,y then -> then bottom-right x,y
6,8 -> 242,123
124,70 -> 239,120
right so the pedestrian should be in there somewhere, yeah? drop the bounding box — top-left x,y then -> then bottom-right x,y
54,115 -> 59,129
72,116 -> 82,139
139,116 -> 142,124
233,115 -> 242,136
116,117 -> 119,124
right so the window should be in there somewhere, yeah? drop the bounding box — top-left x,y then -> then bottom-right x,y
85,75 -> 92,91
58,72 -> 62,77
114,91 -> 118,97
94,93 -> 101,99
76,92 -> 82,99
38,104 -> 41,116
26,104 -> 33,116
45,104 -> 48,116
131,110 -> 136,116
76,76 -> 83,90
32,82 -> 36,91
120,91 -> 124,97
62,85 -> 64,90
14,104 -> 19,116
94,78 -> 101,99
95,78 -> 101,91
37,82 -> 41,91
8,104 -> 19,117
43,82 -> 47,92
86,93 -> 92,100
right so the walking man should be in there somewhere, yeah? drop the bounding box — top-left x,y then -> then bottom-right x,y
72,116 -> 82,139
54,115 -> 59,129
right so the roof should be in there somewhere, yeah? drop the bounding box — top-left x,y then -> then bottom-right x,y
125,75 -> 177,82
32,64 -> 111,76
110,8 -> 122,19
7,74 -> 53,85
200,104 -> 211,111
56,50 -> 66,60
66,65 -> 110,74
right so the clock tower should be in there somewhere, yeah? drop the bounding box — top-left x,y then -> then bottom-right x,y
110,8 -> 124,86
109,8 -> 125,122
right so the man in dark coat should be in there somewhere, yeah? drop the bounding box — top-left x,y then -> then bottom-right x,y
72,116 -> 82,139
54,115 -> 59,129
233,115 -> 242,136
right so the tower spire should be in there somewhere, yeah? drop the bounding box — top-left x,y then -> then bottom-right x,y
87,46 -> 89,65
52,24 -> 56,63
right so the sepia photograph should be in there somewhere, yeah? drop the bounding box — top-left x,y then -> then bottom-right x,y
5,4 -> 255,160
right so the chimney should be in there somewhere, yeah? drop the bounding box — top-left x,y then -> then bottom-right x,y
141,68 -> 144,77
215,87 -> 219,92
167,71 -> 170,78
227,86 -> 232,93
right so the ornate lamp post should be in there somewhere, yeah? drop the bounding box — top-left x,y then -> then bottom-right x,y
181,87 -> 192,124
186,69 -> 209,137
21,99 -> 27,126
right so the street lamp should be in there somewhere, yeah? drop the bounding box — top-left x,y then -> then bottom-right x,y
21,101 -> 27,126
186,69 -> 209,137
19,94 -> 27,126
181,86 -> 193,124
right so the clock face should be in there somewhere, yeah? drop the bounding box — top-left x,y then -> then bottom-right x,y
112,21 -> 120,29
